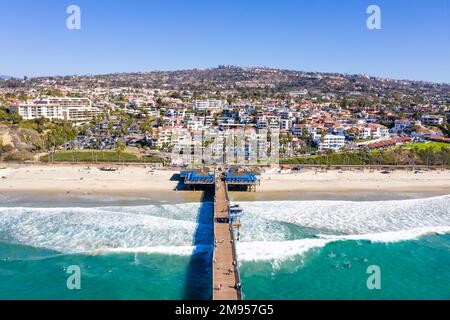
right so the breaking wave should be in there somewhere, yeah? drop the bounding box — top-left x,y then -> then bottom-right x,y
0,203 -> 212,253
237,226 -> 450,262
0,195 -> 449,262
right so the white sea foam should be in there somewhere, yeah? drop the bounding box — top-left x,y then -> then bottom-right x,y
238,195 -> 450,240
237,226 -> 450,262
0,204 -> 211,253
0,195 -> 449,261
97,244 -> 212,256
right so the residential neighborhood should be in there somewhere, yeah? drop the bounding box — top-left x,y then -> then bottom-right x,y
1,66 -> 449,165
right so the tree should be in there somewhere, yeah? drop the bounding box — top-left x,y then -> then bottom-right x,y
0,108 -> 9,122
0,108 -> 23,124
169,91 -> 182,99
340,97 -> 348,109
116,140 -> 126,162
45,121 -> 78,150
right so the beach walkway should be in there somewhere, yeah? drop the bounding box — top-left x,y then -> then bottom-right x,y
213,176 -> 242,300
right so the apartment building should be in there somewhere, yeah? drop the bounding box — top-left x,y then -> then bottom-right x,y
420,115 -> 445,126
193,99 -> 225,111
367,123 -> 390,139
187,117 -> 206,130
10,97 -> 101,121
315,134 -> 345,151
291,124 -> 306,136
280,118 -> 292,130
392,119 -> 421,133
256,115 -> 280,130
155,126 -> 188,148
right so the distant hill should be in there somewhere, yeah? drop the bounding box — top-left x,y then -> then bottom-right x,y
61,66 -> 450,97
1,67 -> 449,98
0,75 -> 15,80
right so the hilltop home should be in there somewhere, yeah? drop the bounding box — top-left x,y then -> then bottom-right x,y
420,115 -> 445,126
391,119 -> 421,133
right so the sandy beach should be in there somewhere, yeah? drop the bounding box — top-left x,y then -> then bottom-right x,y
0,164 -> 449,197
259,168 -> 450,193
0,164 -> 179,196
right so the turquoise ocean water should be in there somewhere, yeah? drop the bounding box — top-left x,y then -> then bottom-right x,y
0,193 -> 449,300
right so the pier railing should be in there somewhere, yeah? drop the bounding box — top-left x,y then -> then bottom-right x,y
224,182 -> 243,300
212,177 -> 243,300
230,221 -> 243,300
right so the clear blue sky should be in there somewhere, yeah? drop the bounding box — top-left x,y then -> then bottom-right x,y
1,0 -> 449,83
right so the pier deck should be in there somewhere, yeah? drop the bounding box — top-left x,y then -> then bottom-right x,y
179,168 -> 252,300
213,177 -> 241,300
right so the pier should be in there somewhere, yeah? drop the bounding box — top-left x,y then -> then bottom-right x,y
180,168 -> 257,300
213,176 -> 242,300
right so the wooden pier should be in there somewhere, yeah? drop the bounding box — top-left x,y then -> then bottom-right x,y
212,176 -> 242,300
179,168 -> 255,300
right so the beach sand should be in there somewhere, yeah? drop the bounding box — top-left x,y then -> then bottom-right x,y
0,164 -> 449,199
259,168 -> 450,192
229,168 -> 450,202
0,164 -> 179,196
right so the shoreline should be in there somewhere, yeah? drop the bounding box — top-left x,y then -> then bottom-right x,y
0,164 -> 449,201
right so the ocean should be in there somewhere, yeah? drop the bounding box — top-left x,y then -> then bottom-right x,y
0,192 -> 449,300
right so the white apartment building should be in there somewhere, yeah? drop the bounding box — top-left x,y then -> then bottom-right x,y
187,117 -> 206,131
280,118 -> 292,130
256,117 -> 268,129
205,115 -> 215,126
163,116 -> 184,127
11,97 -> 101,121
315,134 -> 345,151
193,99 -> 225,111
217,117 -> 235,126
368,124 -> 390,139
420,115 -> 445,126
392,119 -> 420,133
256,115 -> 280,130
156,126 -> 189,149
165,108 -> 186,118
280,111 -> 293,119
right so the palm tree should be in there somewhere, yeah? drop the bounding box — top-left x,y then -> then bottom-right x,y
116,140 -> 125,163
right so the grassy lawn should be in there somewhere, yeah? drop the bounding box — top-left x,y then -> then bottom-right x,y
281,152 -> 368,165
281,142 -> 450,165
40,150 -> 161,163
399,142 -> 449,151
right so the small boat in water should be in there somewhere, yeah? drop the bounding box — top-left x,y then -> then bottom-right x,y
230,204 -> 243,210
